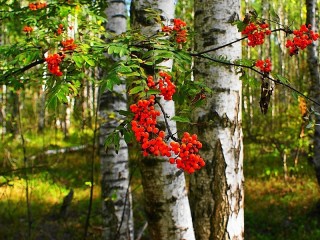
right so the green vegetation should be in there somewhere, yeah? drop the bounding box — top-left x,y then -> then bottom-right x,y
1,0 -> 320,239
245,142 -> 320,240
1,128 -> 320,239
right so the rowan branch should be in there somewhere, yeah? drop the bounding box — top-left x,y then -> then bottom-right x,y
1,58 -> 45,84
190,28 -> 287,56
196,53 -> 320,107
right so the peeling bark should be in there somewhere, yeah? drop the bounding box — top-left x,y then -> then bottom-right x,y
189,0 -> 244,239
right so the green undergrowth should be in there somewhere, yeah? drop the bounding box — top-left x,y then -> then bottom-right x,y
245,143 -> 320,240
1,127 -> 320,239
0,127 -> 102,240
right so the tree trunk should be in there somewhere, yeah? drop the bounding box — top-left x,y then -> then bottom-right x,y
306,0 -> 320,185
99,1 -> 134,239
130,1 -> 196,240
189,0 -> 244,239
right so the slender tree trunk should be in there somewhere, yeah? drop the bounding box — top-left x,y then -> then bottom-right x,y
130,1 -> 196,240
99,1 -> 134,239
306,0 -> 320,185
189,0 -> 244,239
37,85 -> 46,133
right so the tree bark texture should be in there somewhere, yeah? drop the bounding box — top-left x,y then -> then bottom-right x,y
306,0 -> 320,186
100,1 -> 134,239
130,1 -> 196,240
189,0 -> 244,239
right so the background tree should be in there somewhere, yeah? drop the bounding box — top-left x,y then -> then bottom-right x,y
189,0 -> 244,239
99,0 -> 134,239
306,0 -> 320,185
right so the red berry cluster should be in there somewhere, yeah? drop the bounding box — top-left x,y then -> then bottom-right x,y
242,22 -> 271,47
162,18 -> 187,44
29,2 -> 47,10
285,24 -> 319,56
147,72 -> 176,100
130,74 -> 205,173
130,95 -> 171,157
255,59 -> 272,73
23,26 -> 33,34
57,24 -> 64,35
45,53 -> 65,76
169,133 -> 205,174
45,38 -> 77,76
61,38 -> 77,52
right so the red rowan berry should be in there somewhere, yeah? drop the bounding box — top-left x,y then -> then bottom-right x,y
162,18 -> 188,44
61,38 -> 77,52
285,24 -> 319,56
45,53 -> 64,76
242,22 -> 271,47
255,59 -> 272,73
23,26 -> 33,33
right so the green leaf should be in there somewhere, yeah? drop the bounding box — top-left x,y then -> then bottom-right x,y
117,65 -> 132,73
270,6 -> 280,22
72,55 -> 84,68
118,110 -> 134,117
314,111 -> 320,116
146,89 -> 161,95
306,122 -> 314,129
80,44 -> 91,54
171,116 -> 191,123
82,55 -> 95,66
129,86 -> 144,95
119,47 -> 128,58
124,130 -> 133,144
234,20 -> 247,32
104,134 -> 114,149
85,181 -> 92,187
108,45 -> 115,55
235,58 -> 255,67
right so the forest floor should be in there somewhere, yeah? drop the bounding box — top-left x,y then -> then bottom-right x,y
244,143 -> 320,240
1,136 -> 320,239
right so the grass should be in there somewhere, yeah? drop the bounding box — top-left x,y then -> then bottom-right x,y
0,151 -> 102,240
244,143 -> 320,240
1,127 -> 320,239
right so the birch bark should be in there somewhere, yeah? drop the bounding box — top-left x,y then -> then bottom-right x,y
189,0 -> 244,239
306,0 -> 320,186
99,1 -> 134,239
130,1 -> 195,239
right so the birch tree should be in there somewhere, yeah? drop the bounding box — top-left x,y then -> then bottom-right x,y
306,0 -> 320,185
130,1 -> 195,239
189,0 -> 244,239
99,0 -> 134,239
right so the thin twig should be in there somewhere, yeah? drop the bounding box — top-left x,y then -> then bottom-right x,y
197,54 -> 320,107
17,95 -> 32,239
83,72 -> 99,240
135,222 -> 148,240
190,28 -> 287,56
155,99 -> 178,141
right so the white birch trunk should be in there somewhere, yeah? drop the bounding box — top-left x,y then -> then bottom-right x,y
189,0 -> 244,239
100,1 -> 134,239
306,0 -> 320,185
131,1 -> 195,239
